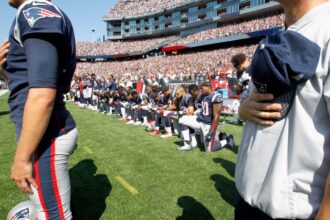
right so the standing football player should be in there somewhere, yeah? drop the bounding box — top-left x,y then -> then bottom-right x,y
4,0 -> 78,219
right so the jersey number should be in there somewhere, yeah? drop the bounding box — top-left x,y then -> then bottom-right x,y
202,101 -> 209,116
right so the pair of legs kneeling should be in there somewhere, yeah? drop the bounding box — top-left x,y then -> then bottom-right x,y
178,115 -> 234,152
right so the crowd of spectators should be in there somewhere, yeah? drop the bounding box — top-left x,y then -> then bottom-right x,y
171,13 -> 284,45
106,0 -> 195,18
75,44 -> 257,83
76,14 -> 283,56
76,36 -> 178,56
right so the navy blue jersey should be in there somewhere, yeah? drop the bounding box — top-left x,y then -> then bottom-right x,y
107,80 -> 117,91
148,93 -> 159,106
146,92 -> 155,105
93,82 -> 102,91
174,96 -> 182,110
189,93 -> 204,110
119,91 -> 128,101
162,90 -> 176,106
5,0 -> 76,139
197,93 -> 223,124
128,95 -> 137,105
101,82 -> 107,91
89,79 -> 95,88
179,94 -> 192,112
153,95 -> 163,106
130,94 -> 143,105
111,91 -> 119,101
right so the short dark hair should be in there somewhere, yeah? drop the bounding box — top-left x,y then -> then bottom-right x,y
150,92 -> 159,100
161,85 -> 169,93
147,84 -> 153,88
152,85 -> 160,93
188,84 -> 199,94
231,53 -> 247,68
200,81 -> 211,88
131,91 -> 138,96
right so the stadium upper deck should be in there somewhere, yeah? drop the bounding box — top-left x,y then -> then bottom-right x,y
103,0 -> 282,40
78,12 -> 283,57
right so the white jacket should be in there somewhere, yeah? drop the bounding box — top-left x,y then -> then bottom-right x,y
235,2 -> 330,219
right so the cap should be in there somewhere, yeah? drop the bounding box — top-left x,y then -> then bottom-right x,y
251,30 -> 321,120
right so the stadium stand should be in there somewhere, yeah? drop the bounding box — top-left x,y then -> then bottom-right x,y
76,36 -> 179,56
76,13 -> 283,56
170,13 -> 284,45
75,45 -> 257,80
106,0 -> 195,18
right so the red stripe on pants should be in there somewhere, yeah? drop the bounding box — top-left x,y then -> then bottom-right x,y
34,150 -> 50,220
50,139 -> 65,220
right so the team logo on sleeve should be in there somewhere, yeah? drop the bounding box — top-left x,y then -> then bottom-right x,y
23,7 -> 61,27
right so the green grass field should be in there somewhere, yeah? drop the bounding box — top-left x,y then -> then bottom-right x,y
0,92 -> 243,220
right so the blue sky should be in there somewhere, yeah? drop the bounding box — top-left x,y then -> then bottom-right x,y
0,0 -> 117,42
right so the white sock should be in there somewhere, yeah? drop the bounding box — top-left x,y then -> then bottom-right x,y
121,108 -> 126,117
181,129 -> 190,142
190,134 -> 197,147
165,127 -> 172,133
143,117 -> 147,124
184,141 -> 191,147
220,140 -> 227,148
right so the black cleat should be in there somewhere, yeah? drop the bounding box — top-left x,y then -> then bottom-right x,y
219,132 -> 227,141
226,134 -> 235,149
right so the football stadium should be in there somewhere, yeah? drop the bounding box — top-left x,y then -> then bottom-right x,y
1,0 -> 330,219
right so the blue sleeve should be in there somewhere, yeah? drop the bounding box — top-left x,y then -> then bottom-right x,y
18,2 -> 64,41
24,37 -> 58,88
212,94 -> 223,104
186,95 -> 192,106
160,94 -> 165,104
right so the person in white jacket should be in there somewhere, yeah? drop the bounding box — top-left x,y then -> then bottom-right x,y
235,0 -> 330,219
